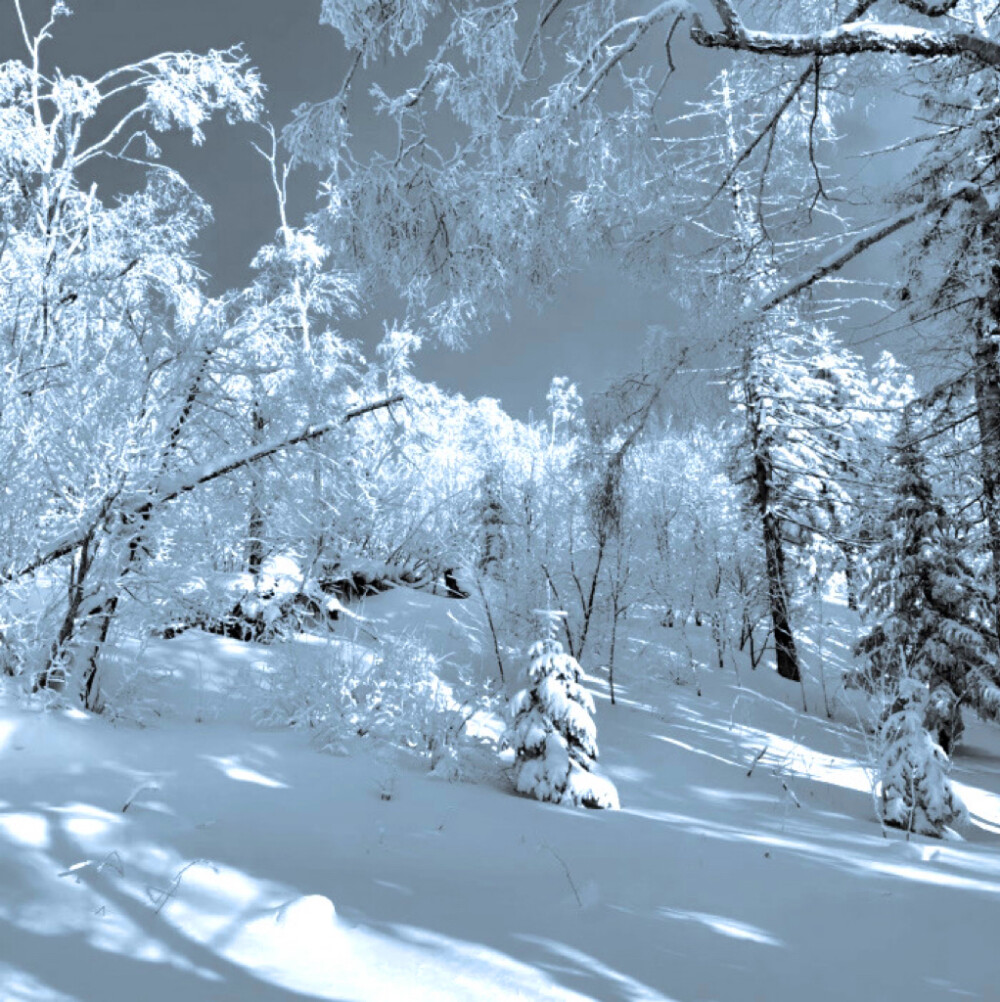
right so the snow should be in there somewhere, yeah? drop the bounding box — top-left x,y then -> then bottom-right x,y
3,592 -> 1000,1000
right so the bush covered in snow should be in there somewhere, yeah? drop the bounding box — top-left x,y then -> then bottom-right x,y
506,638 -> 619,809
253,632 -> 491,772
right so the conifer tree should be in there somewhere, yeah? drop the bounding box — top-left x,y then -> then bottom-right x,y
506,636 -> 619,810
857,420 -> 1000,755
879,672 -> 966,838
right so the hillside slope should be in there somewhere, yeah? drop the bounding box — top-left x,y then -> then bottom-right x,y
2,592 -> 999,1001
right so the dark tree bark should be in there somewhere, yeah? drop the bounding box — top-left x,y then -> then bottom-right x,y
973,213 -> 1000,643
247,404 -> 267,579
745,372 -> 801,682
755,447 -> 801,681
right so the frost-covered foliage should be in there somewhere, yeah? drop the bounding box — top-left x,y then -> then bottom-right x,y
287,2 -> 710,343
736,325 -> 874,558
319,0 -> 442,59
856,424 -> 1000,755
0,10 -> 265,706
633,425 -> 762,668
449,373 -> 772,680
879,675 -> 966,838
506,637 -> 619,810
254,632 -> 490,772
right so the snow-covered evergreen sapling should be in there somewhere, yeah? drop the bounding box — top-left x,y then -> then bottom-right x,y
506,638 -> 619,809
879,672 -> 966,837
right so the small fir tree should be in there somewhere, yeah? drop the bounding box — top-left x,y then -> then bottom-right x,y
507,637 -> 619,810
856,422 -> 1000,754
879,671 -> 966,837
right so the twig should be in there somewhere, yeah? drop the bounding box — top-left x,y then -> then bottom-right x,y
58,851 -> 125,880
148,859 -> 218,915
747,744 -> 768,777
779,777 -> 802,809
543,843 -> 583,907
122,782 -> 159,813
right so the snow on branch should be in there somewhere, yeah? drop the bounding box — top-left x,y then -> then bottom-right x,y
573,2 -> 692,108
691,0 -> 1000,68
0,395 -> 404,588
152,394 -> 404,504
708,0 -> 879,203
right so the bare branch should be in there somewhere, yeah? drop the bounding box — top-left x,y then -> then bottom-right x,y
756,183 -> 989,317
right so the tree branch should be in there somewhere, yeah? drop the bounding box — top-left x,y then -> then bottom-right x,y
0,395 -> 404,588
691,2 -> 1000,68
152,394 -> 405,502
755,183 -> 989,317
574,2 -> 691,108
707,0 -> 880,205
896,0 -> 961,16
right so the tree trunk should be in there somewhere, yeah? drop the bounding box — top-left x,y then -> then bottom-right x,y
755,439 -> 801,681
974,218 -> 1000,642
247,405 -> 267,579
744,362 -> 801,683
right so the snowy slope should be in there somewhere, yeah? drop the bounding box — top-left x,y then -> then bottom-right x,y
2,593 -> 1000,1001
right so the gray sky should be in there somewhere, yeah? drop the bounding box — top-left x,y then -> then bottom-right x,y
2,1 -> 911,417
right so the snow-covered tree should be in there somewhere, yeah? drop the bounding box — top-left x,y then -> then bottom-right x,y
879,672 -> 966,838
0,5 -> 266,704
689,0 -> 1000,653
507,636 -> 619,810
857,420 -> 1000,754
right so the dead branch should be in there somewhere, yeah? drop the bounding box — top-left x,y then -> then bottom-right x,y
755,183 -> 989,318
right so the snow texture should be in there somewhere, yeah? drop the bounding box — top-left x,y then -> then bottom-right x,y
5,592 -> 1000,1001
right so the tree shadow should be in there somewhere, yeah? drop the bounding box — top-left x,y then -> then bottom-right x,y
1,814 -> 348,1002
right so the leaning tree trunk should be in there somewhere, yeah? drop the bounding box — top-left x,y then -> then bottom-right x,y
47,349 -> 215,709
25,394 -> 404,710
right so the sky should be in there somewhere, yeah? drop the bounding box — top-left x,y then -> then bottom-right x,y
1,1 -> 911,418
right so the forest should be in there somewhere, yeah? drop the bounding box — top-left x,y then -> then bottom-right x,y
3,2 -> 1000,1000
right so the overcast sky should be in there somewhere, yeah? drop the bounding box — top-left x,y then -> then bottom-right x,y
2,1 -> 911,417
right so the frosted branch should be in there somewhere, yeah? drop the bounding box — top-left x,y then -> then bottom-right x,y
691,2 -> 1000,68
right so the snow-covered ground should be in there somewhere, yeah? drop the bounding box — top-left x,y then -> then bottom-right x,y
2,591 -> 1000,1001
